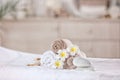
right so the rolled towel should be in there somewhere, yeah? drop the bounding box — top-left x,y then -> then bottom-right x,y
65,56 -> 76,69
62,39 -> 73,47
41,51 -> 56,67
78,51 -> 87,58
51,39 -> 73,53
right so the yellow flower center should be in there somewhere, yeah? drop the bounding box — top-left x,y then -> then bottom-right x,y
70,47 -> 77,53
60,52 -> 66,58
55,61 -> 61,67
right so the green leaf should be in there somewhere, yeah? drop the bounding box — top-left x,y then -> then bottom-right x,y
0,0 -> 19,20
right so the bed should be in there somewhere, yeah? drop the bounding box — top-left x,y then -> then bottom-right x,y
0,47 -> 120,80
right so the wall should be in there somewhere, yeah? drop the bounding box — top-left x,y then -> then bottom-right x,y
0,18 -> 120,58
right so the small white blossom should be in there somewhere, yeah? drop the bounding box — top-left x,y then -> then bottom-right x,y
52,60 -> 64,69
57,49 -> 69,61
67,45 -> 80,56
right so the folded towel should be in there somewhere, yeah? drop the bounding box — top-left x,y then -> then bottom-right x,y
51,39 -> 72,53
64,56 -> 77,69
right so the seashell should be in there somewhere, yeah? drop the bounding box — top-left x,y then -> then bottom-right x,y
73,57 -> 91,68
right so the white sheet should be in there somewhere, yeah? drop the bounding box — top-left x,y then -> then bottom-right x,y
0,47 -> 120,80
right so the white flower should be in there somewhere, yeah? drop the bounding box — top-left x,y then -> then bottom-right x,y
67,45 -> 80,56
41,51 -> 56,67
57,49 -> 69,61
52,60 -> 64,69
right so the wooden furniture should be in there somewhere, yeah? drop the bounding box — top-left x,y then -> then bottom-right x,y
0,18 -> 120,58
80,0 -> 108,6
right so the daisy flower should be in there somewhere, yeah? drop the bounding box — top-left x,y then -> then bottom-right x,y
53,60 -> 64,69
67,45 -> 80,56
57,49 -> 69,61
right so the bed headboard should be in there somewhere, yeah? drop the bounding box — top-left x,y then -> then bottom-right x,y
0,18 -> 120,58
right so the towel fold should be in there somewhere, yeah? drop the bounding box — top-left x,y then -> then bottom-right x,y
64,56 -> 77,69
51,39 -> 72,53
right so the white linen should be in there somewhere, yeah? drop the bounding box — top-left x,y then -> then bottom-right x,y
0,47 -> 41,66
0,47 -> 120,80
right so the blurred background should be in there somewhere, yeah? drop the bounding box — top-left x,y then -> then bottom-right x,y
0,0 -> 120,58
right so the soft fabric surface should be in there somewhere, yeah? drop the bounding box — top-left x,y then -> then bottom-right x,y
0,47 -> 120,80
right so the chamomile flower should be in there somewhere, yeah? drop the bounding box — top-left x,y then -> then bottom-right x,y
57,49 -> 69,61
67,45 -> 80,56
53,60 -> 64,69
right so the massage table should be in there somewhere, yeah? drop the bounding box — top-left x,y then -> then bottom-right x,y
0,47 -> 120,80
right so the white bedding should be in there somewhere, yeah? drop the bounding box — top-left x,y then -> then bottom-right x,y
0,47 -> 120,80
